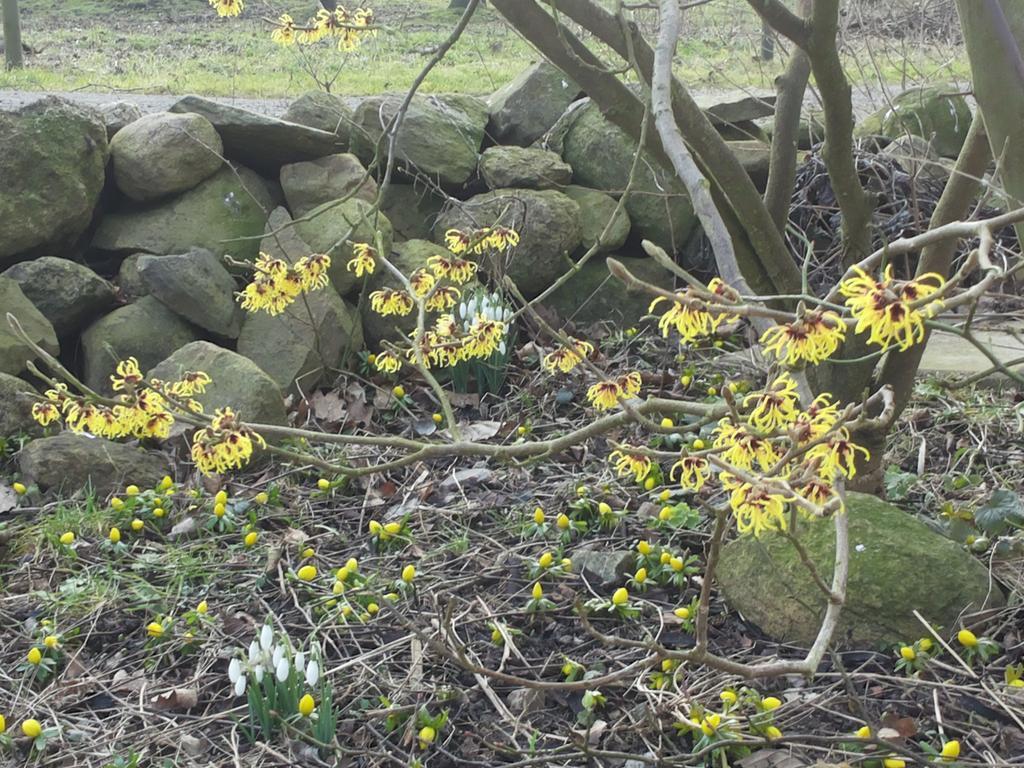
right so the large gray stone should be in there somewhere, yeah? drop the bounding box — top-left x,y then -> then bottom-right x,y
116,254 -> 150,300
562,186 -> 630,253
573,549 -> 633,590
0,372 -> 39,437
110,112 -> 224,201
543,255 -> 661,326
280,153 -> 377,217
561,101 -> 696,254
237,284 -> 363,392
0,276 -> 59,377
293,198 -> 393,297
856,85 -> 973,159
98,100 -> 143,139
2,257 -> 116,337
149,341 -> 287,426
486,61 -> 582,147
282,91 -> 353,148
260,206 -> 312,265
0,97 -> 108,265
434,188 -> 581,298
380,183 -> 446,242
169,95 -> 342,174
727,140 -> 771,189
81,296 -> 199,393
717,493 -> 1004,648
92,166 -> 273,263
350,94 -> 488,187
19,432 -> 171,496
479,146 -> 572,191
137,248 -> 242,338
693,91 -> 776,126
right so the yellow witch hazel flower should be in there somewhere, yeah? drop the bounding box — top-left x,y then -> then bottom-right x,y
209,0 -> 243,18
238,253 -> 331,316
839,264 -> 944,351
671,455 -> 711,492
760,308 -> 846,366
369,288 -> 415,317
347,243 -> 376,277
191,408 -> 267,476
374,351 -> 403,374
429,252 -> 478,285
730,482 -> 791,537
744,373 -> 800,433
543,337 -> 594,374
609,449 -> 653,484
806,430 -> 871,481
271,14 -> 296,46
586,372 -> 641,411
712,419 -> 779,472
649,278 -> 739,344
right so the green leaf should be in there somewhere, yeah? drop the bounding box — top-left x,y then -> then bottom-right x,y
974,489 -> 1024,536
883,465 -> 917,501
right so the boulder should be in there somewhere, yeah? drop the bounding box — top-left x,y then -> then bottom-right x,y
434,188 -> 581,297
882,134 -> 951,184
137,248 -> 242,338
92,166 -> 273,263
349,94 -> 488,187
479,146 -> 572,190
148,341 -> 287,425
2,257 -> 116,337
293,198 -> 393,297
237,284 -> 363,392
260,206 -> 312,264
562,186 -> 630,252
856,86 -> 972,159
380,183 -> 446,242
280,153 -> 378,217
543,255 -> 661,326
694,91 -> 776,126
282,91 -> 354,148
98,100 -> 143,138
0,372 -> 39,437
0,276 -> 59,377
0,97 -> 108,265
561,101 -> 696,254
81,296 -> 199,393
110,112 -> 224,202
717,493 -> 1004,648
169,95 -> 341,174
727,140 -> 771,189
573,549 -> 633,590
486,61 -> 582,147
18,432 -> 171,496
116,254 -> 150,300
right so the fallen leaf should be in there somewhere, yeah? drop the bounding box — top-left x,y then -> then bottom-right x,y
412,418 -> 437,436
310,390 -> 347,423
345,382 -> 374,427
454,420 -> 502,442
169,517 -> 197,539
150,686 -> 199,711
880,712 -> 917,738
0,485 -> 17,513
441,467 -> 494,491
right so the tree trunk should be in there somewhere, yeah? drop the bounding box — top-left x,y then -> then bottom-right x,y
955,0 -> 1024,244
2,0 -> 24,70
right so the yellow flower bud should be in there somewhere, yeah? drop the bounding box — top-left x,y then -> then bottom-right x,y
0,713 -> 5,733
556,513 -> 570,530
401,564 -> 416,583
369,520 -> 382,535
882,759 -> 905,768
21,719 -> 42,739
298,693 -> 315,717
635,568 -> 647,583
302,548 -> 315,559
681,375 -> 692,386
940,741 -> 960,760
538,552 -> 553,568
919,638 -> 933,652
346,558 -> 358,572
111,497 -> 124,510
131,518 -> 144,531
13,482 -> 27,495
660,551 -> 672,565
244,531 -> 258,547
43,635 -> 59,649
765,726 -> 782,740
674,606 -> 691,620
957,629 -> 978,648
215,490 -> 228,505
491,627 -> 503,644
693,438 -> 706,450
153,507 -> 165,518
317,478 -> 331,491
367,602 -> 379,615
254,491 -> 269,505
761,696 -> 781,711
643,476 -> 656,491
418,725 -> 436,749
856,725 -> 871,739
561,558 -> 572,570
196,600 -> 208,614
531,582 -> 543,600
432,413 -> 443,424
332,580 -> 344,595
27,647 -> 42,665
611,587 -> 629,606
637,540 -> 651,556
576,485 -> 587,497
720,690 -> 737,705
146,622 -> 164,638
598,501 -> 612,515
59,531 -> 75,545
900,646 -> 916,661
392,385 -> 406,399
160,476 -> 173,491
297,565 -> 317,581
517,425 -> 528,435
658,489 -> 671,502
660,417 -> 674,429
109,527 -> 121,543
1010,679 -> 1024,688
706,385 -> 717,396
126,485 -> 140,496
384,521 -> 403,536
659,507 -> 673,522
533,507 -> 545,525
670,556 -> 684,572
214,503 -> 226,518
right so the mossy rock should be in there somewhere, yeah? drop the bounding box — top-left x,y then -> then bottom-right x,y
293,198 -> 393,298
541,255 -> 660,327
282,91 -> 354,149
0,372 -> 40,437
562,186 -> 630,253
2,257 -> 114,338
856,86 -> 972,159
0,276 -> 60,377
717,493 -> 1004,648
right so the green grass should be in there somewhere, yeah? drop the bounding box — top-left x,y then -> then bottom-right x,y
0,0 -> 968,99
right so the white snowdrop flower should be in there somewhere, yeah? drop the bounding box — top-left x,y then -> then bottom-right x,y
459,301 -> 468,319
260,624 -> 273,651
233,675 -> 247,697
276,657 -> 290,682
294,652 -> 305,674
228,658 -> 242,684
305,659 -> 320,687
248,641 -> 260,664
272,645 -> 284,668
498,340 -> 506,355
254,665 -> 265,683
